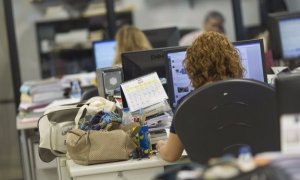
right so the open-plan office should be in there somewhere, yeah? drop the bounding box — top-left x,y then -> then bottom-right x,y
2,0 -> 300,180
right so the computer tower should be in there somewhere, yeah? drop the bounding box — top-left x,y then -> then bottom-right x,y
96,67 -> 123,98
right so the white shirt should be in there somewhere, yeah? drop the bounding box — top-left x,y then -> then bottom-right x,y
179,30 -> 203,46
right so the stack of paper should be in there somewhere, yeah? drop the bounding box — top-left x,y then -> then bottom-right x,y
147,113 -> 171,145
18,78 -> 65,123
19,78 -> 64,104
146,112 -> 172,132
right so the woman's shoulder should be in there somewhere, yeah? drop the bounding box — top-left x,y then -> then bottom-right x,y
179,30 -> 203,46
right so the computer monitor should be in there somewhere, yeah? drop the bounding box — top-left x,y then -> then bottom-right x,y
143,27 -> 180,48
121,48 -> 167,82
93,40 -> 116,69
233,39 -> 267,83
165,40 -> 266,109
164,47 -> 191,109
269,11 -> 300,60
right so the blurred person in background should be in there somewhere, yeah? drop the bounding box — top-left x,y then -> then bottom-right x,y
113,25 -> 152,66
179,11 -> 225,46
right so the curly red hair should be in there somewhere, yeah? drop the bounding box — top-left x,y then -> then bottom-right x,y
184,31 -> 243,88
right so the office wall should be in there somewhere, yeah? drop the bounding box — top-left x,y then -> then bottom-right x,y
12,0 -> 263,82
241,0 -> 260,27
0,4 -> 14,101
285,0 -> 300,12
0,0 -> 22,179
123,0 -> 236,41
12,0 -> 46,81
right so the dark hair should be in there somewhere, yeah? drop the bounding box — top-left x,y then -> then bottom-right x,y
205,11 -> 225,23
204,11 -> 225,33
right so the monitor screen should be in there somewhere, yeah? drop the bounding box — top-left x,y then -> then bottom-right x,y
269,12 -> 300,60
121,48 -> 166,82
165,47 -> 191,109
93,40 -> 116,69
166,40 -> 266,109
143,27 -> 180,48
233,39 -> 266,83
278,18 -> 300,59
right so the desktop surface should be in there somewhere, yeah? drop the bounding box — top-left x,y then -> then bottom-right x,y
66,155 -> 189,179
93,40 -> 116,69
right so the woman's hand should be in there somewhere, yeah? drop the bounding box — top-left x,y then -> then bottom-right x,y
155,134 -> 184,162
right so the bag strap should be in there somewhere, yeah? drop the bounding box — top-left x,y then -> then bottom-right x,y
74,104 -> 88,128
47,98 -> 93,154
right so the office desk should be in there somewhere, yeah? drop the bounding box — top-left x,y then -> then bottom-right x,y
17,117 -> 39,180
17,98 -> 80,180
66,156 -> 190,180
17,117 -> 58,180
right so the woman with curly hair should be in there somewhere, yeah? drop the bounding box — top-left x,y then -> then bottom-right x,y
113,25 -> 152,66
156,31 -> 244,162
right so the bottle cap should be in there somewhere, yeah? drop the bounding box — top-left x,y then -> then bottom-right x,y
123,107 -> 130,112
239,146 -> 251,154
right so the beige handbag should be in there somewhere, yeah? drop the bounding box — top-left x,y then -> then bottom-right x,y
38,97 -> 116,162
66,128 -> 137,165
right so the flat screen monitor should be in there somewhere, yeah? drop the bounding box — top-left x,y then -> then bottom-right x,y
269,12 -> 300,60
121,48 -> 167,82
93,40 -> 116,69
165,47 -> 191,109
166,40 -> 266,109
143,27 -> 180,48
233,39 -> 267,83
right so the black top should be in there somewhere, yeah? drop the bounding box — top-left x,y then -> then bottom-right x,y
170,120 -> 176,134
169,93 -> 190,134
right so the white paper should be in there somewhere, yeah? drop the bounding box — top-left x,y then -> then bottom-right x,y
281,114 -> 300,154
121,72 -> 168,112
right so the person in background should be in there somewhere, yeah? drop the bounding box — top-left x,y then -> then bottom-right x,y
113,25 -> 152,66
156,31 -> 244,162
179,11 -> 225,46
256,30 -> 274,73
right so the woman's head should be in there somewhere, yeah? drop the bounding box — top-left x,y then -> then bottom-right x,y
203,11 -> 225,34
113,25 -> 152,65
184,31 -> 243,88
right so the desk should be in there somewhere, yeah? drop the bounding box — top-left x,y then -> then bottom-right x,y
17,117 -> 39,180
66,156 -> 190,180
17,98 -> 80,180
17,117 -> 58,180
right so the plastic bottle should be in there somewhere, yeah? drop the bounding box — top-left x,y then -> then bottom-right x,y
122,108 -> 133,125
70,80 -> 82,99
139,125 -> 152,158
237,146 -> 256,172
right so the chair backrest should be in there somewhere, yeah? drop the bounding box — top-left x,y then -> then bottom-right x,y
275,73 -> 300,115
174,79 -> 280,164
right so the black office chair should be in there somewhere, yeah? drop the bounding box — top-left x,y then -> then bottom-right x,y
276,73 -> 300,115
174,79 -> 280,164
81,87 -> 99,101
